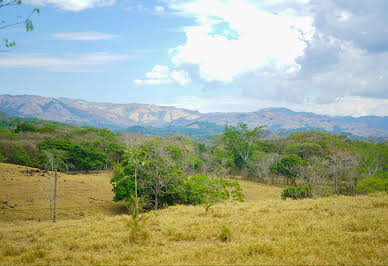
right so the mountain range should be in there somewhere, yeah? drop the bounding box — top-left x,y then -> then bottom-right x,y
0,94 -> 387,139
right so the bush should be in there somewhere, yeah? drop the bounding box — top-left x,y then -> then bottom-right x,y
357,177 -> 388,194
183,175 -> 244,206
219,226 -> 232,242
0,142 -> 31,166
14,123 -> 38,133
281,185 -> 310,200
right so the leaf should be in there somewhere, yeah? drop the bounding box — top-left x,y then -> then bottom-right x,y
24,18 -> 34,32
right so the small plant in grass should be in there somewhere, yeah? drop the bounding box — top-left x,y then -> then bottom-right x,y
126,196 -> 148,244
281,185 -> 311,200
219,226 -> 232,242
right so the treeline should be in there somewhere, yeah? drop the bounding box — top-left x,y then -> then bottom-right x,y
1,116 -> 387,200
0,122 -> 125,172
218,123 -> 387,197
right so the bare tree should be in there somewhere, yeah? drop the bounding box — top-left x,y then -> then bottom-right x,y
43,150 -> 61,222
292,160 -> 328,195
248,153 -> 280,184
325,149 -> 358,195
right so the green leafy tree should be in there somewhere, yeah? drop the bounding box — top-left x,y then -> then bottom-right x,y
222,123 -> 267,168
69,145 -> 107,172
284,143 -> 324,160
111,143 -> 184,210
0,142 -> 31,165
272,154 -> 305,186
184,175 -> 244,213
14,123 -> 38,133
358,143 -> 387,177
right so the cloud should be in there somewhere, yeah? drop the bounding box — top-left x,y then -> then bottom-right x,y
154,6 -> 165,12
155,0 -> 388,116
0,53 -> 128,72
24,0 -> 115,11
167,95 -> 388,116
50,31 -> 119,41
165,0 -> 314,83
134,65 -> 191,86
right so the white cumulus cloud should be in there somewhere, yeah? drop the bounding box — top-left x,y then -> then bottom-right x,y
24,0 -> 115,11
134,65 -> 191,86
165,0 -> 314,82
154,6 -> 165,12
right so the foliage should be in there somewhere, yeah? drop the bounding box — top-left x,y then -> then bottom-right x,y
183,174 -> 244,213
111,143 -> 184,210
357,176 -> 388,194
14,123 -> 38,133
0,142 -> 31,165
222,123 -> 267,167
271,154 -> 306,186
0,0 -> 40,48
284,142 -> 324,160
281,185 -> 311,200
219,226 -> 232,242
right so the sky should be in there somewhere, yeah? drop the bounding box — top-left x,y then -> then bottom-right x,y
0,0 -> 387,117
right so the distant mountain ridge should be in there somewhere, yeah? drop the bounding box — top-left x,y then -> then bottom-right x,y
0,94 -> 387,139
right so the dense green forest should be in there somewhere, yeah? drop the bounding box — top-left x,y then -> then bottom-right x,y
0,113 -> 387,206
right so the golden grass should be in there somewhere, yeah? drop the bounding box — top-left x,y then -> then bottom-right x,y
1,163 -> 387,265
0,163 -> 125,222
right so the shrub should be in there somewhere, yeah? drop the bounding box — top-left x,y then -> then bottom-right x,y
357,177 -> 388,194
14,123 -> 37,133
281,185 -> 310,200
184,175 -> 244,206
219,226 -> 232,242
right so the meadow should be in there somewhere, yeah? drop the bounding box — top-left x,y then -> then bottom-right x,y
1,163 -> 387,265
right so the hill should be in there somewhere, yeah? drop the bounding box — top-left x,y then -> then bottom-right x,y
0,94 -> 387,139
0,163 -> 387,265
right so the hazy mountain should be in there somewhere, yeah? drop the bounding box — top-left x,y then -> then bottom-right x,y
0,94 -> 387,139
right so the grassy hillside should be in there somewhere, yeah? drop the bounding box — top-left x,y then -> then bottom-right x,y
0,163 -> 387,265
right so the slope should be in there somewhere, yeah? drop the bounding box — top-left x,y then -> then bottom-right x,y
0,163 -> 387,265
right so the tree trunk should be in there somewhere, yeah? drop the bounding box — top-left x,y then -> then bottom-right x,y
154,193 -> 158,210
135,166 -> 138,210
53,166 -> 58,223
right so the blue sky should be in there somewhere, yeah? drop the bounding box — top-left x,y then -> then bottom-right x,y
0,0 -> 387,116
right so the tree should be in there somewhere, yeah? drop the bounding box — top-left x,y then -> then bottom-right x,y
272,154 -> 305,186
183,175 -> 244,214
325,148 -> 359,195
292,159 -> 328,196
358,143 -> 387,177
0,0 -> 40,48
43,150 -> 61,223
248,152 -> 280,184
222,123 -> 267,168
111,143 -> 184,210
284,143 -> 324,161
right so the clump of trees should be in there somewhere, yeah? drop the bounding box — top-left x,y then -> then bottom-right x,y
0,122 -> 125,173
110,140 -> 244,211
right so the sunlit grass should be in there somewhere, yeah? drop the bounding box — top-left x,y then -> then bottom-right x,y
1,163 -> 387,265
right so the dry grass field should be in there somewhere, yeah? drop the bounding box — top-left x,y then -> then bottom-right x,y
1,163 -> 387,265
